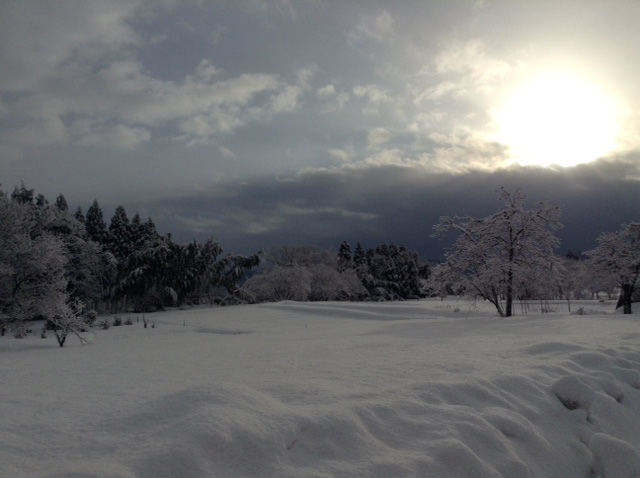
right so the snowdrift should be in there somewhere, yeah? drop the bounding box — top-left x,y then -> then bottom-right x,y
1,299 -> 639,477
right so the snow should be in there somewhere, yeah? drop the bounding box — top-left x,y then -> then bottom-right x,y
2,299 -> 640,477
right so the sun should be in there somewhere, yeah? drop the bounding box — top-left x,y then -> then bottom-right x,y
495,72 -> 618,168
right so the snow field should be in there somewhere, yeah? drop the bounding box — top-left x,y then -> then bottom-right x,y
1,299 -> 640,477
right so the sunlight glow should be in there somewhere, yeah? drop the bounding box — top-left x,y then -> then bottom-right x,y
495,72 -> 618,168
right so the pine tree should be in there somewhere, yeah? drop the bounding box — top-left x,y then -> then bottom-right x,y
337,241 -> 353,272
11,182 -> 34,204
108,205 -> 132,260
129,212 -> 143,249
55,194 -> 69,211
74,206 -> 85,224
85,199 -> 108,244
353,242 -> 366,268
35,193 -> 49,207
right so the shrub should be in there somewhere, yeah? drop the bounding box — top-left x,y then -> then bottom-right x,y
85,310 -> 97,326
113,316 -> 123,327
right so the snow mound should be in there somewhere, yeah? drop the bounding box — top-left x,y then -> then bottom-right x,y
589,433 -> 640,478
551,375 -> 595,410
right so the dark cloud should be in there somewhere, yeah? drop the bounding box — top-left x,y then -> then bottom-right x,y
144,155 -> 640,261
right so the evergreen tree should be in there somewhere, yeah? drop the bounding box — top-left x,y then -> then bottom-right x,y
85,199 -> 108,244
74,206 -> 85,224
353,242 -> 366,269
129,212 -> 143,248
55,194 -> 69,211
11,182 -> 34,204
142,217 -> 158,242
128,213 -> 159,250
108,205 -> 132,260
35,193 -> 49,207
337,241 -> 353,272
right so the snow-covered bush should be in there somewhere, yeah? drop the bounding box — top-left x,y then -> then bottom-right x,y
243,265 -> 312,302
49,298 -> 89,347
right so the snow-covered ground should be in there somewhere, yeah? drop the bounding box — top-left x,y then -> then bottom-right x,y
2,299 -> 640,477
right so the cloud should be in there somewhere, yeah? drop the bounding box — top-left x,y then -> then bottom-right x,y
427,127 -> 510,172
347,9 -> 395,45
328,149 -> 351,163
0,3 -> 314,151
433,39 -> 512,85
2,54 -> 301,148
220,147 -> 237,159
414,81 -> 460,103
352,84 -> 392,114
317,84 -> 337,97
247,0 -> 297,22
72,122 -> 151,150
317,84 -> 350,113
8,117 -> 67,147
269,85 -> 303,114
195,59 -> 221,80
146,154 -> 640,261
367,127 -> 392,149
420,39 -> 513,100
0,1 -> 142,92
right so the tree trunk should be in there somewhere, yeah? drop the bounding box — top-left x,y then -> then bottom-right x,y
490,287 -> 505,317
55,330 -> 66,347
505,243 -> 514,317
616,284 -> 634,314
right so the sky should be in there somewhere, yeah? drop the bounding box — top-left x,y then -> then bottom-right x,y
1,0 -> 640,261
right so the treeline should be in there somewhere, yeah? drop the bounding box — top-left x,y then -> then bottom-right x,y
0,184 -> 261,336
3,182 -> 638,341
242,242 -> 430,302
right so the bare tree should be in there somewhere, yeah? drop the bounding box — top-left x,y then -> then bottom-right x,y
586,223 -> 640,314
433,189 -> 562,317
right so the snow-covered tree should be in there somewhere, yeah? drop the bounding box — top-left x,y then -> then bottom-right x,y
586,223 -> 640,314
433,189 -> 562,317
49,297 -> 89,347
354,243 -> 427,300
0,194 -> 68,334
243,265 -> 312,302
308,264 -> 350,301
